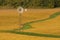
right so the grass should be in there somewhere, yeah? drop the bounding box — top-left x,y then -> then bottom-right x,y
0,9 -> 60,40
0,30 -> 60,38
0,12 -> 60,38
19,12 -> 60,30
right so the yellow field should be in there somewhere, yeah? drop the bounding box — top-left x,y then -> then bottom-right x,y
0,8 -> 60,40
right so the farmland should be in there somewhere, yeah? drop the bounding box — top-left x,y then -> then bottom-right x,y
0,8 -> 60,40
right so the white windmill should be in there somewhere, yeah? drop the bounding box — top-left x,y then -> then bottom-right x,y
17,6 -> 27,29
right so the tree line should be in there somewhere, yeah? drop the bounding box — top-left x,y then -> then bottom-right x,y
0,0 -> 60,8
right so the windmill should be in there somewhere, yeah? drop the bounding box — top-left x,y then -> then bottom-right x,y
16,6 -> 28,31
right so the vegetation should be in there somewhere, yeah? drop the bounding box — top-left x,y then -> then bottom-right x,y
0,0 -> 60,8
0,30 -> 60,38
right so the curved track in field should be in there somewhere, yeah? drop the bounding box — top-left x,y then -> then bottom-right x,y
21,12 -> 60,30
0,12 -> 60,38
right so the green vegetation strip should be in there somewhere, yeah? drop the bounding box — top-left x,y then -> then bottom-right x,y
0,30 -> 60,38
21,12 -> 60,30
24,12 -> 60,24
